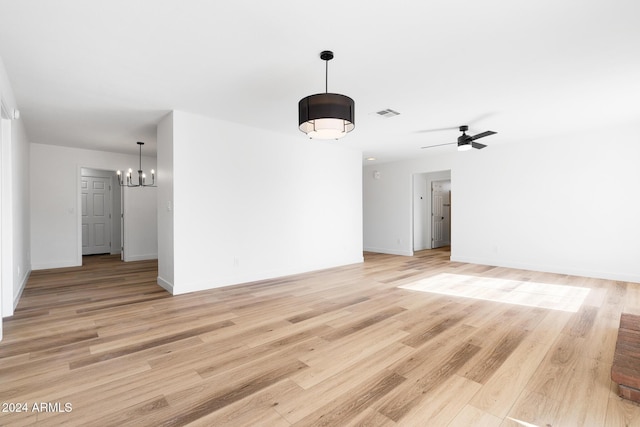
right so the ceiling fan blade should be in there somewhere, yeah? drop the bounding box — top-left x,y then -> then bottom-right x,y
470,130 -> 496,140
421,142 -> 456,149
472,142 -> 487,149
415,126 -> 458,134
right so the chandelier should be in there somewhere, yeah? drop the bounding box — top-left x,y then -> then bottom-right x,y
117,142 -> 155,187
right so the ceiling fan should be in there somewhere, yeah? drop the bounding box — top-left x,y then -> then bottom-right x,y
421,125 -> 496,151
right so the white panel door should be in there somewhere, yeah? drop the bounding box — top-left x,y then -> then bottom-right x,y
432,180 -> 451,248
82,176 -> 112,255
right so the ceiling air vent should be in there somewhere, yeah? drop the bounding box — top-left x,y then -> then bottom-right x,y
376,108 -> 400,118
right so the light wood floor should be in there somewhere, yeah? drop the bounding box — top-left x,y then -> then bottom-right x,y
1,249 -> 640,426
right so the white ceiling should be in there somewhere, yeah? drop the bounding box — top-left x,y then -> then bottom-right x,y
1,0 -> 638,163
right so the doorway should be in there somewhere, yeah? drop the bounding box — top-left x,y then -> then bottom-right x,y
412,170 -> 451,251
80,168 -> 122,259
431,180 -> 451,248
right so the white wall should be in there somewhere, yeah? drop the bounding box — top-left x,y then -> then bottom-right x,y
452,125 -> 640,282
31,143 -> 157,269
162,111 -> 363,295
1,56 -> 31,321
156,112 -> 174,290
363,124 -> 640,283
11,121 -> 30,308
364,154 -> 454,255
123,185 -> 157,261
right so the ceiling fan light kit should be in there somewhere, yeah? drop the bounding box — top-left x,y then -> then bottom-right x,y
299,50 -> 355,140
117,142 -> 156,187
457,142 -> 473,151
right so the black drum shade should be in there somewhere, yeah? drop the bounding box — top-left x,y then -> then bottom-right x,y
298,93 -> 355,139
298,50 -> 355,140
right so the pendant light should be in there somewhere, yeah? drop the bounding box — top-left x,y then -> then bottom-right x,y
298,50 -> 355,140
117,142 -> 156,187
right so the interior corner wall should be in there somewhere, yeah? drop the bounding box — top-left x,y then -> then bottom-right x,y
451,124 -> 640,283
168,111 -> 363,295
363,154 -> 455,256
30,143 -> 157,269
362,123 -> 640,283
156,112 -> 174,292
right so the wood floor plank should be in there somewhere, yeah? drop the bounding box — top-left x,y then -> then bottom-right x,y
276,341 -> 413,424
292,320 -> 409,390
291,371 -> 406,427
449,405 -> 503,427
0,359 -> 151,403
377,341 -> 481,422
468,336 -> 555,418
388,324 -> 478,379
501,389 -> 561,427
33,369 -> 203,427
462,308 -> 546,385
399,374 -> 482,426
553,356 -> 611,427
1,251 -> 640,426
344,408 -> 396,427
623,282 -> 640,316
182,380 -> 301,427
400,303 -> 472,348
524,332 -> 586,398
605,380 -> 640,427
162,359 -> 309,427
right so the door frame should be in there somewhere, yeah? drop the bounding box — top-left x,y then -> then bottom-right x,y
412,170 -> 452,252
77,167 -> 122,264
81,174 -> 113,255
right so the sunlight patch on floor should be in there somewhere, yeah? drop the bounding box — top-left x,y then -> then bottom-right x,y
399,273 -> 590,313
507,418 -> 539,427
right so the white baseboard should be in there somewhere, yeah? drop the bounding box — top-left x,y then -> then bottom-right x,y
363,246 -> 413,256
13,269 -> 31,310
172,257 -> 365,296
32,261 -> 81,270
450,255 -> 640,284
124,253 -> 158,262
157,276 -> 174,294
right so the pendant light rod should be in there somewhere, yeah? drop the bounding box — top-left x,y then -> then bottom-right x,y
325,59 -> 328,93
138,141 -> 143,173
320,50 -> 333,94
